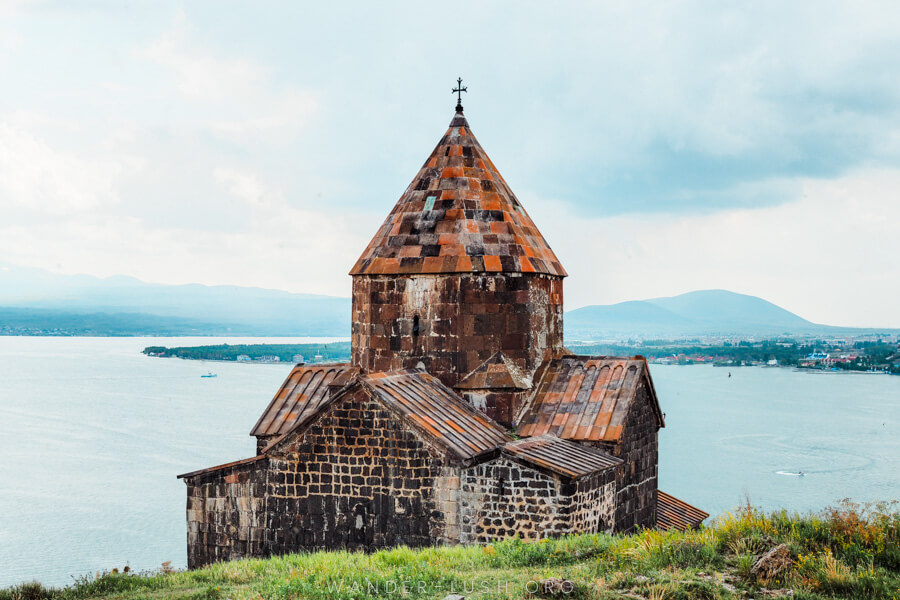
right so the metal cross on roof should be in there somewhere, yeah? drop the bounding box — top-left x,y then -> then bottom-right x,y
452,77 -> 467,112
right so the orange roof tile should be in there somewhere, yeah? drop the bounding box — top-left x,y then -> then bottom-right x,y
503,434 -> 622,480
515,356 -> 664,443
361,370 -> 512,461
349,110 -> 566,277
249,363 -> 357,437
657,491 -> 709,531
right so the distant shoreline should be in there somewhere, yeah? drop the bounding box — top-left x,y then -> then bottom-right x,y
138,340 -> 899,375
142,341 -> 352,364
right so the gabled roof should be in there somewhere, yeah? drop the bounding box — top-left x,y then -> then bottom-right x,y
349,110 -> 566,277
250,363 -> 357,437
362,370 -> 512,461
657,491 -> 709,531
515,356 -> 664,443
456,352 -> 532,390
503,434 -> 622,480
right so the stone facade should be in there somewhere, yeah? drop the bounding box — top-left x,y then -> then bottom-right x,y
179,104 -> 683,569
350,273 -> 563,388
255,436 -> 275,454
184,458 -> 268,568
457,457 -> 617,544
265,388 -> 452,553
459,457 -> 566,543
571,472 -> 618,534
611,383 -> 659,533
183,384 -> 624,566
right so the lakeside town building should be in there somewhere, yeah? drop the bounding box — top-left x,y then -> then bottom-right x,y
178,93 -> 707,568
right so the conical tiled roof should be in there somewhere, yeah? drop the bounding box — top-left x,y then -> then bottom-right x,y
350,110 -> 567,277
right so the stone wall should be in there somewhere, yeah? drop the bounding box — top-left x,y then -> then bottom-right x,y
571,470 -> 617,534
264,388 -> 457,554
612,383 -> 659,532
255,435 -> 275,454
458,457 -> 569,543
184,459 -> 269,568
350,273 -> 564,388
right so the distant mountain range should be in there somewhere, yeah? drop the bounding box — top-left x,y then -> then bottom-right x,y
0,264 -> 892,338
0,264 -> 351,336
566,290 -> 833,339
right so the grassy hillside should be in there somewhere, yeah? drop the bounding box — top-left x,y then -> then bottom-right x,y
3,502 -> 897,600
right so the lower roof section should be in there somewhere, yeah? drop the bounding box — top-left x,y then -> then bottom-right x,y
656,490 -> 710,531
177,454 -> 267,480
362,369 -> 512,462
250,363 -> 357,437
502,434 -> 622,480
516,355 -> 663,443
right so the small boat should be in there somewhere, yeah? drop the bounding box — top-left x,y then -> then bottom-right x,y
776,470 -> 806,477
201,372 -> 217,378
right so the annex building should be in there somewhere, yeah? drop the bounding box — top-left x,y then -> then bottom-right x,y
179,93 -> 707,568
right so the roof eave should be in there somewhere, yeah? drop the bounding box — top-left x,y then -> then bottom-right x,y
177,454 -> 267,480
258,372 -> 362,454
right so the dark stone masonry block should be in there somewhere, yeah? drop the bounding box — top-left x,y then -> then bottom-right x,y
350,274 -> 564,388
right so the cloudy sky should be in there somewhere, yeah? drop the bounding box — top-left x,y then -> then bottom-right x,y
0,1 -> 898,327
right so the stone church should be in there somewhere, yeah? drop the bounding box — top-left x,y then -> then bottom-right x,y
179,95 -> 707,568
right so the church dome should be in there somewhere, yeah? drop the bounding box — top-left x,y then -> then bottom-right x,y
349,109 -> 567,277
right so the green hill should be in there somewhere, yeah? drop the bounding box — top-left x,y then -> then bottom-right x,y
3,502 -> 897,600
566,290 -> 843,339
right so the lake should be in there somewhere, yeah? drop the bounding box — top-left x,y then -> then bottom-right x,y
0,336 -> 897,587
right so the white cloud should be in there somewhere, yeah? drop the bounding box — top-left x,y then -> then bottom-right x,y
0,2 -> 897,329
532,168 -> 900,328
137,11 -> 317,141
213,168 -> 273,210
0,121 -> 139,215
0,166 -> 373,297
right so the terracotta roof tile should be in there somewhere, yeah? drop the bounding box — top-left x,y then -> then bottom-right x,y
515,356 -> 664,443
657,491 -> 709,531
361,370 -> 511,461
350,110 -> 566,277
250,363 -> 357,437
503,434 -> 622,480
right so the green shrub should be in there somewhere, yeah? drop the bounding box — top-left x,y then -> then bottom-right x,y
64,572 -> 173,598
0,582 -> 54,600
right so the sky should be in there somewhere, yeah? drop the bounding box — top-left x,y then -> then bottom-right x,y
0,1 -> 898,327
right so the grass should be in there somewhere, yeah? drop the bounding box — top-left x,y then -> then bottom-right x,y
3,500 -> 897,600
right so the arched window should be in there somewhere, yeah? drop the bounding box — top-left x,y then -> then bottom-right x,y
413,315 -> 420,337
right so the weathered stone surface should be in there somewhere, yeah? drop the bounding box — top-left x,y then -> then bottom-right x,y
350,273 -> 564,389
456,389 -> 530,428
348,109 -> 566,278
265,388 -> 453,553
456,456 -> 617,543
184,459 -> 269,568
611,382 -> 660,533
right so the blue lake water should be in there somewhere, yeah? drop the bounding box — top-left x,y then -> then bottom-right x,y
0,336 -> 897,587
